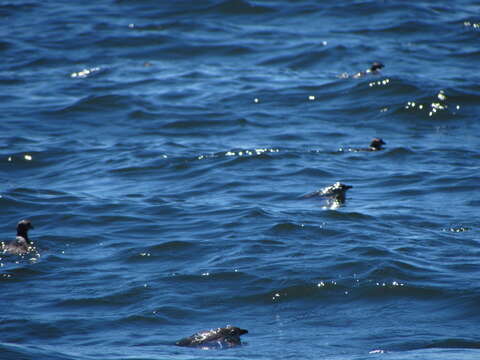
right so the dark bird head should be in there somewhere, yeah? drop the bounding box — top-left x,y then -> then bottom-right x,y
322,182 -> 353,197
370,62 -> 384,72
16,219 -> 34,243
222,325 -> 248,336
370,138 -> 386,150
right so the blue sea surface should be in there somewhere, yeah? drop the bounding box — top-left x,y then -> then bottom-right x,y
1,1 -> 480,359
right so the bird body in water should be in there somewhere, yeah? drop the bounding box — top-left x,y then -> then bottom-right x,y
340,138 -> 386,152
352,62 -> 385,78
318,182 -> 352,199
368,138 -> 386,151
2,219 -> 35,255
175,325 -> 248,349
303,182 -> 352,204
360,138 -> 386,151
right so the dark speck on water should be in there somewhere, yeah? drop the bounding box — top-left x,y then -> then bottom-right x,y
2,1 -> 480,359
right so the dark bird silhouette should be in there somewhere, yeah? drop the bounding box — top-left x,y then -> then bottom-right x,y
353,62 -> 385,78
2,219 -> 35,255
303,182 -> 353,203
175,325 -> 248,349
369,138 -> 386,151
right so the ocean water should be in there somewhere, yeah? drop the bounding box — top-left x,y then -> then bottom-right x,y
1,1 -> 480,359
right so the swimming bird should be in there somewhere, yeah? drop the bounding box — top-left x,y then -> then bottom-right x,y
369,61 -> 384,73
368,138 -> 386,151
353,62 -> 385,78
341,138 -> 386,152
2,219 -> 35,255
175,325 -> 248,349
303,182 -> 352,202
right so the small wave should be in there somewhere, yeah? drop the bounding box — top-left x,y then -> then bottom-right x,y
58,284 -> 151,308
259,46 -> 330,69
150,240 -> 195,251
365,258 -> 444,280
48,94 -> 132,116
0,343 -> 72,360
269,222 -> 305,233
396,338 -> 480,352
157,42 -> 254,60
323,211 -> 373,220
347,19 -> 440,36
288,167 -> 331,178
112,312 -> 175,326
162,117 -> 248,130
234,278 -> 451,306
209,0 -> 274,15
268,222 -> 341,238
123,240 -> 199,261
108,147 -> 285,174
95,33 -> 173,49
354,281 -> 445,301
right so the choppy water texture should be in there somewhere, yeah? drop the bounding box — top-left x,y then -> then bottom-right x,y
1,1 -> 480,359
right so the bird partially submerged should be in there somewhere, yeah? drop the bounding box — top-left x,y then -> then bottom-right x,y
2,219 -> 35,255
175,325 -> 248,349
339,138 -> 386,152
368,138 -> 386,151
318,182 -> 352,199
369,62 -> 384,73
351,62 -> 385,78
302,182 -> 352,208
